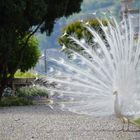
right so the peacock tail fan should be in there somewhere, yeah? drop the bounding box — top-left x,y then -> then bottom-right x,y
39,15 -> 140,117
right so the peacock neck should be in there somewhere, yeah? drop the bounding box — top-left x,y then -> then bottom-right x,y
114,93 -> 122,117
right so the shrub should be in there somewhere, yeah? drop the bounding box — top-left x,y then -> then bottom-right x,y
16,85 -> 49,100
0,96 -> 33,107
2,87 -> 14,97
0,85 -> 49,107
14,70 -> 38,78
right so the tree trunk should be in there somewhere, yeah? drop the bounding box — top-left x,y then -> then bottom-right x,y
0,74 -> 14,101
0,79 -> 7,100
0,86 -> 5,100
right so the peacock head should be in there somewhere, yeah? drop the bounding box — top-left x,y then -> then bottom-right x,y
113,91 -> 118,95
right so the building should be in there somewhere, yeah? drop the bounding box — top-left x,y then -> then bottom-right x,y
121,0 -> 139,35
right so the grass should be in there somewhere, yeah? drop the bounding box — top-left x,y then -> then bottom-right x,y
0,96 -> 33,107
134,118 -> 140,127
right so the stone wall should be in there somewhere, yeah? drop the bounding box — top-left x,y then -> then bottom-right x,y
11,78 -> 36,90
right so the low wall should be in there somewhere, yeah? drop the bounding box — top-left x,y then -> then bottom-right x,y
11,78 -> 36,89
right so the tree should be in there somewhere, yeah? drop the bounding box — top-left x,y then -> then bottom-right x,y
58,19 -> 108,55
0,0 -> 83,99
0,34 -> 40,99
8,36 -> 40,73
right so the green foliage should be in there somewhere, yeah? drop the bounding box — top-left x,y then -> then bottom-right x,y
16,85 -> 48,99
0,85 -> 49,107
58,19 -> 108,55
41,0 -> 83,34
134,118 -> 140,127
20,36 -> 40,72
14,70 -> 38,78
2,87 -> 13,97
0,96 -> 33,107
9,36 -> 40,73
0,0 -> 83,98
0,0 -> 47,33
0,0 -> 83,35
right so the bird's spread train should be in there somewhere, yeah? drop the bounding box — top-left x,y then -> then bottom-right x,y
37,16 -> 140,130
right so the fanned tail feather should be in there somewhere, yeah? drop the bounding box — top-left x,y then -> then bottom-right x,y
37,16 -> 140,117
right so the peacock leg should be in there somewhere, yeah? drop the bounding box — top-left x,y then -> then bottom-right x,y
121,118 -> 125,131
118,118 -> 125,131
126,119 -> 130,131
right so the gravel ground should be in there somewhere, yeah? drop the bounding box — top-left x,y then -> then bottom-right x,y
0,105 -> 140,140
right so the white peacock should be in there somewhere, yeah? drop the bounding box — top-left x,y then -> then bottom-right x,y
42,16 -> 140,131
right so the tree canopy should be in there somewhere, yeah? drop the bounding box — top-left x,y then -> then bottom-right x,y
58,19 -> 108,55
0,0 -> 83,35
8,36 -> 40,73
0,0 -> 83,98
